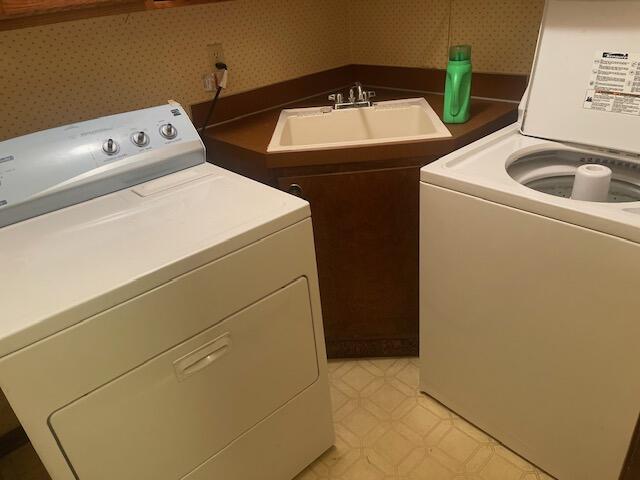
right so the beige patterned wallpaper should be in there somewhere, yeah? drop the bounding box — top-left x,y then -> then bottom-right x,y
450,0 -> 544,73
349,0 -> 452,70
0,0 -> 351,140
0,0 -> 544,141
349,0 -> 544,73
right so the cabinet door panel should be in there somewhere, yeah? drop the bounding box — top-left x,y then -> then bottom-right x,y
279,166 -> 419,357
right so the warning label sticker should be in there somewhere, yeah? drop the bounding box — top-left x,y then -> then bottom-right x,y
583,51 -> 640,116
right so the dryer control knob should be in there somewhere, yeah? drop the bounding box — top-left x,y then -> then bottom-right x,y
131,131 -> 149,147
102,138 -> 119,155
160,123 -> 177,139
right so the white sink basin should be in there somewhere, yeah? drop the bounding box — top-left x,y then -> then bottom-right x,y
267,97 -> 451,153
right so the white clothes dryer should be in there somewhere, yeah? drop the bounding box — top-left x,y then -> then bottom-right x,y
0,104 -> 334,480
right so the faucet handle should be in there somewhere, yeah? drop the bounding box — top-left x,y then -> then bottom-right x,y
328,93 -> 343,104
348,88 -> 356,103
361,91 -> 376,103
366,91 -> 376,103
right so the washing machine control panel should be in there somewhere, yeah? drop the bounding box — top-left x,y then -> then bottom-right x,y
0,103 -> 205,228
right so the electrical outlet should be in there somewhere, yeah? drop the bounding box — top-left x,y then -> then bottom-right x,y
207,43 -> 225,69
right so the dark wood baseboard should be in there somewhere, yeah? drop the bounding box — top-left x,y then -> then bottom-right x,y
622,414 -> 640,480
192,64 -> 528,131
0,426 -> 28,458
326,337 -> 418,359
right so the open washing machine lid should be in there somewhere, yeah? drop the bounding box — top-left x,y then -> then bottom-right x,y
521,0 -> 640,156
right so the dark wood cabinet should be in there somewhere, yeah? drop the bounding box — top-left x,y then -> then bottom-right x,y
203,89 -> 520,358
278,166 -> 421,357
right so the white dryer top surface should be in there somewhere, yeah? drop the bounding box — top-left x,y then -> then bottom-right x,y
0,163 -> 309,357
421,124 -> 640,244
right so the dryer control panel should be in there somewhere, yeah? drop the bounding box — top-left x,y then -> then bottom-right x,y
0,103 -> 205,228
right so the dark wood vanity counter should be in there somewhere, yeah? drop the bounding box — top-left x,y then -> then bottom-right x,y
200,73 -> 520,358
203,89 -> 518,174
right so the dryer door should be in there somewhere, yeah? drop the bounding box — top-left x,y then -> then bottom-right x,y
49,277 -> 319,480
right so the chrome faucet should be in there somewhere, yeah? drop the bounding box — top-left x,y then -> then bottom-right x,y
351,82 -> 365,103
328,83 -> 376,109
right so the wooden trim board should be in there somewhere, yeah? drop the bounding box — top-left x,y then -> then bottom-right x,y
0,0 -> 232,31
191,64 -> 528,131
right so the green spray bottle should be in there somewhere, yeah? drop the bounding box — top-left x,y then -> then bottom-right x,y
443,45 -> 472,124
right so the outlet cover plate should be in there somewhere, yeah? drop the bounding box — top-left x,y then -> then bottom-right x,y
207,43 -> 225,69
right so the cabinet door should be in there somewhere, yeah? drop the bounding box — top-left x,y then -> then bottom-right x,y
279,166 -> 420,357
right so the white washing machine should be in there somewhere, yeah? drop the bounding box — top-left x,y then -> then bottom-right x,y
0,103 -> 334,479
419,1 -> 640,479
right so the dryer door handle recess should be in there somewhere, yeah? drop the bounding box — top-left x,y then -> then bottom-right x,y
173,333 -> 232,381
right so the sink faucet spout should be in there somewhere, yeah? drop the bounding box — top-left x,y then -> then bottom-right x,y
328,83 -> 376,110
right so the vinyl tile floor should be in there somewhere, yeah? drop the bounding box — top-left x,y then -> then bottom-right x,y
0,357 -> 554,480
295,357 -> 555,480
